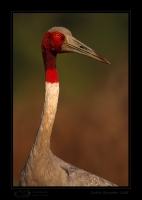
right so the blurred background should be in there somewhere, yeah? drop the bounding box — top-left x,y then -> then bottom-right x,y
13,13 -> 128,186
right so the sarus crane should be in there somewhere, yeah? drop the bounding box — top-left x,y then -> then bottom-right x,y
19,27 -> 117,186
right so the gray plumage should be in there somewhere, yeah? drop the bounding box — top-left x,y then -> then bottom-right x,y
20,150 -> 116,186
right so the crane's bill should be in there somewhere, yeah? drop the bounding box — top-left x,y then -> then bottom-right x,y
61,35 -> 110,64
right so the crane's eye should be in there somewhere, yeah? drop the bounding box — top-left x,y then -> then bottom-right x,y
55,32 -> 65,41
55,33 -> 61,37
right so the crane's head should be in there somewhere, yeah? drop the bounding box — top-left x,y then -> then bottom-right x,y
42,27 -> 110,64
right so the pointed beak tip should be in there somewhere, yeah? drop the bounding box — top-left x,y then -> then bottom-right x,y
103,59 -> 110,64
107,61 -> 110,64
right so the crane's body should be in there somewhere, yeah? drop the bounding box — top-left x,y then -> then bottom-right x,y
19,27 -> 117,186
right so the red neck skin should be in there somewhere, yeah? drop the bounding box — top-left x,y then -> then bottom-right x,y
42,50 -> 59,83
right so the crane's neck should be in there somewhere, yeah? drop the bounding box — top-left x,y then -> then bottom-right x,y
44,51 -> 59,83
31,51 -> 59,157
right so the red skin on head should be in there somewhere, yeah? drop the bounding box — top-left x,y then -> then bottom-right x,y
41,31 -> 65,83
